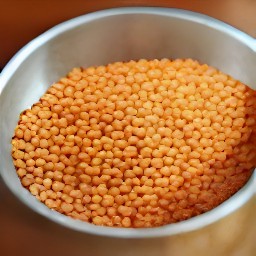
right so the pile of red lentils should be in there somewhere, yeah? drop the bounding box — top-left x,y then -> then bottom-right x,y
12,58 -> 256,228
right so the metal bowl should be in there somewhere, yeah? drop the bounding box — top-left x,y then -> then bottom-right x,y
0,7 -> 255,238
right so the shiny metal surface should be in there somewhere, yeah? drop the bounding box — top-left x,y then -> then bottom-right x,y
0,7 -> 255,238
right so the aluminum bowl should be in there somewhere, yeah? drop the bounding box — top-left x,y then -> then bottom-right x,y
0,7 -> 255,238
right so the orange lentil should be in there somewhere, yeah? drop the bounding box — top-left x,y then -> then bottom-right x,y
12,58 -> 256,228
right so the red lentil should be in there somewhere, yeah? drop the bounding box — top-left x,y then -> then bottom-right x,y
12,58 -> 256,228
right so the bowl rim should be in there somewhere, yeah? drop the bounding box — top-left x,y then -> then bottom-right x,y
0,7 -> 255,238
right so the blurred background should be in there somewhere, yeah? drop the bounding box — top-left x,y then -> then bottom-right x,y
1,0 -> 256,69
1,0 -> 256,255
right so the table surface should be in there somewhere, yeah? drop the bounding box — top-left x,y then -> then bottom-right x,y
1,1 -> 256,256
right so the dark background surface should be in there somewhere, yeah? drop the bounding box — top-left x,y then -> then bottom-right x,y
1,0 -> 256,69
0,1 -> 256,256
